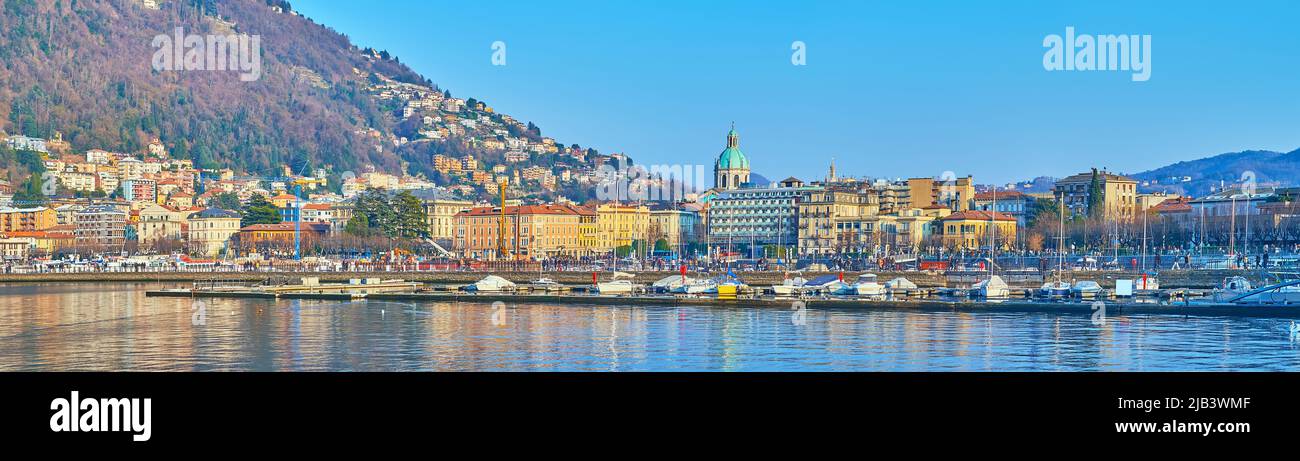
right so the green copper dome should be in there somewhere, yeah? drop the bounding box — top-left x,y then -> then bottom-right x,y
716,127 -> 749,170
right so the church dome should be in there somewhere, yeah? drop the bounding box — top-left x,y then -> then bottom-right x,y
716,126 -> 749,170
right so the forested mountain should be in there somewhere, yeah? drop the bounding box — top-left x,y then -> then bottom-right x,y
1131,148 -> 1300,196
0,0 -> 433,177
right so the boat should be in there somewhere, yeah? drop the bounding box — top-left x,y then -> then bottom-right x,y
771,276 -> 809,296
803,274 -> 843,294
1071,280 -> 1102,297
884,277 -> 918,293
596,272 -> 638,294
849,273 -> 885,296
973,275 -> 1010,298
674,278 -> 718,294
651,275 -> 693,293
1039,281 -> 1071,297
1211,276 -> 1253,303
529,277 -> 566,292
716,276 -> 747,296
467,275 -> 516,292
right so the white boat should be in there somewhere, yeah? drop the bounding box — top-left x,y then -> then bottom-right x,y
1071,280 -> 1102,297
772,276 -> 809,296
529,277 -> 566,292
884,277 -> 918,292
1039,281 -> 1071,297
651,275 -> 693,293
1212,276 -> 1253,303
468,275 -> 516,292
973,275 -> 1010,298
675,278 -> 718,294
850,273 -> 885,296
597,272 -> 639,294
802,274 -> 843,294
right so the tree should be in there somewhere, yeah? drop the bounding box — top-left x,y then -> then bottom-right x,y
213,192 -> 241,210
1086,168 -> 1104,219
391,190 -> 429,239
240,194 -> 281,227
344,213 -> 376,237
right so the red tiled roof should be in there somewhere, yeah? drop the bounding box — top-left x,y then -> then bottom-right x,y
942,210 -> 1017,222
973,190 -> 1027,201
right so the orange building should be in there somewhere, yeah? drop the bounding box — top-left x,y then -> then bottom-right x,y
236,222 -> 329,254
453,204 -> 596,260
0,207 -> 57,233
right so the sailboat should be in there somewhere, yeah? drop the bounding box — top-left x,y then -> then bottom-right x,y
973,189 -> 1010,299
1040,199 -> 1071,297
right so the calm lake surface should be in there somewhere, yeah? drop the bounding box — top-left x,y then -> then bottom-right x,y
1,283 -> 1298,371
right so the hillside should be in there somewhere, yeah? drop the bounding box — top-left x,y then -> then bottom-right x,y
0,0 -> 606,200
1132,148 -> 1300,196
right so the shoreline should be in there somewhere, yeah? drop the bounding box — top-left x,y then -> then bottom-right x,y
0,268 -> 1260,289
141,289 -> 1300,319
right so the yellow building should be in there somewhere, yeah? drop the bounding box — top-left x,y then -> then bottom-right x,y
1053,169 -> 1138,222
186,208 -> 242,257
940,210 -> 1017,250
648,209 -> 700,248
907,176 -> 975,211
797,188 -> 879,255
423,199 -> 473,241
596,203 -> 649,252
137,203 -> 186,248
453,204 -> 597,260
0,207 -> 57,232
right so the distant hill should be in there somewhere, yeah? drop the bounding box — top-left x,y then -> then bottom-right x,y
1131,148 -> 1300,196
0,0 -> 605,200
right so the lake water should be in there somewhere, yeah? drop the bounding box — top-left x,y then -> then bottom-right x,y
0,283 -> 1298,371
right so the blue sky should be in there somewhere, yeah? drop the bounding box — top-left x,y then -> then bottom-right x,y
294,0 -> 1300,184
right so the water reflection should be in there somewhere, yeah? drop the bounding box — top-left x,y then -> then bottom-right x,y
0,283 -> 1298,371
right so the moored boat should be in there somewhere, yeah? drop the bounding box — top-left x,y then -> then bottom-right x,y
973,275 -> 1010,298
467,275 -> 516,292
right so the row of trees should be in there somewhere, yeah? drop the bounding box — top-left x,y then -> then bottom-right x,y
343,188 -> 428,239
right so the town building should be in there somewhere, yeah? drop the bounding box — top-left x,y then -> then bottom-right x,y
595,203 -> 650,252
970,189 -> 1038,228
453,204 -> 597,260
74,205 -> 128,250
648,207 -> 700,250
940,210 -> 1018,250
707,185 -> 804,255
0,207 -> 57,232
713,125 -> 750,191
186,208 -> 242,257
1053,169 -> 1138,222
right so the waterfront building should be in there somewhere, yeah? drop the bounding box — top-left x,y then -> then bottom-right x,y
0,239 -> 30,260
453,204 -> 597,260
595,203 -> 650,252
940,210 -> 1017,250
1053,169 -> 1137,222
423,198 -> 474,242
0,228 -> 74,255
0,207 -> 56,232
136,203 -> 186,248
907,175 -> 975,211
713,125 -> 750,191
1187,187 -> 1274,218
707,185 -> 805,255
648,207 -> 700,250
74,205 -> 128,251
186,208 -> 242,257
970,189 -> 1037,228
797,186 -> 880,255
236,222 -> 329,255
